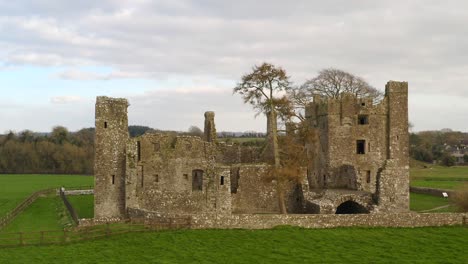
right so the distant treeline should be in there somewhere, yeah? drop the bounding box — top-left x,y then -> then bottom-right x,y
0,127 -> 94,174
0,125 -> 267,174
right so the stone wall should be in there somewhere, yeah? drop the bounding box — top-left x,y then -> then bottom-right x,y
125,133 -> 231,216
231,165 -> 305,214
189,212 -> 467,229
304,81 -> 409,213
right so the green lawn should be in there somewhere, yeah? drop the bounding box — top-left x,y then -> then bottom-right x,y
67,195 -> 94,219
0,226 -> 466,263
410,165 -> 468,189
0,174 -> 93,217
1,196 -> 72,233
410,193 -> 456,212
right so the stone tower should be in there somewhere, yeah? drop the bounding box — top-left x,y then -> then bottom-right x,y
94,96 -> 129,219
375,81 -> 409,212
204,111 -> 217,142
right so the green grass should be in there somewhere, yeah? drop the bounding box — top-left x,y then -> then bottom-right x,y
219,137 -> 265,144
410,193 -> 456,212
0,174 -> 93,217
0,226 -> 467,263
1,196 -> 72,233
411,180 -> 463,189
410,165 -> 468,189
67,195 -> 94,219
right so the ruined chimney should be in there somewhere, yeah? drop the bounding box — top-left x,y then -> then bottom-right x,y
204,111 -> 217,142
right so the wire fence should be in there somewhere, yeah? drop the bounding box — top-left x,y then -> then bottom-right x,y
59,188 -> 79,225
0,188 -> 56,230
0,218 -> 191,248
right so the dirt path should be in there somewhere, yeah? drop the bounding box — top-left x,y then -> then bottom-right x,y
420,205 -> 451,212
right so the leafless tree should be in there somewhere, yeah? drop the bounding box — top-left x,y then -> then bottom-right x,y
233,62 -> 291,213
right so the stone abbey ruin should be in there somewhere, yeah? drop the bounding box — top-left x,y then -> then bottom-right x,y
94,81 -> 410,225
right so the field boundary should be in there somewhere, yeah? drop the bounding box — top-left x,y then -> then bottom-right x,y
0,219 -> 191,248
0,188 -> 56,230
59,188 -> 79,225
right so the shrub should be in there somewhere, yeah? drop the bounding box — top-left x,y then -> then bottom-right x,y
451,184 -> 468,212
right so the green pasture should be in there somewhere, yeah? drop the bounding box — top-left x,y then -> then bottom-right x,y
0,174 -> 93,217
1,196 -> 72,233
410,165 -> 468,190
0,226 -> 467,263
409,193 -> 456,212
67,195 -> 94,219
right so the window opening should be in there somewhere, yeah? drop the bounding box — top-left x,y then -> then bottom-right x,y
358,115 -> 369,125
137,141 -> 141,161
104,122 -> 108,128
366,171 -> 371,183
220,176 -> 224,185
112,175 -> 115,185
357,140 -> 366,154
192,170 -> 203,191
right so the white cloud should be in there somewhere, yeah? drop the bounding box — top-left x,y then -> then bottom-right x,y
50,95 -> 83,104
0,1 -> 467,132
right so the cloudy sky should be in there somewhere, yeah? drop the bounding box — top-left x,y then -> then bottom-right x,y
0,0 -> 467,133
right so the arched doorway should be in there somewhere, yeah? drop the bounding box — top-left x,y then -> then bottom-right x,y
335,200 -> 369,214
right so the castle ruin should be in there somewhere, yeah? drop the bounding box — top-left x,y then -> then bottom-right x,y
94,81 -> 409,221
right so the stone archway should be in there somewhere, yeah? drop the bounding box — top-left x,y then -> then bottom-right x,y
335,200 -> 369,214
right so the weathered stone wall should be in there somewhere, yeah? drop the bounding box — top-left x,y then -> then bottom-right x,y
125,133 -> 231,216
307,93 -> 388,192
231,165 -> 305,214
305,81 -> 409,213
189,212 -> 467,229
94,96 -> 129,219
375,82 -> 409,212
204,111 -> 217,143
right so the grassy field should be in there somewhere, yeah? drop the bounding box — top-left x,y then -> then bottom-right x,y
409,193 -> 456,212
1,196 -> 72,232
0,174 -> 93,217
67,195 -> 94,219
0,226 -> 466,263
410,165 -> 468,190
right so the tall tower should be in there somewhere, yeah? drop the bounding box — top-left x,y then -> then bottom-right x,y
204,111 -> 217,142
94,96 -> 129,219
376,81 -> 410,212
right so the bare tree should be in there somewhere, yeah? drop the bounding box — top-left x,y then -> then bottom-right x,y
297,68 -> 382,103
233,62 -> 291,213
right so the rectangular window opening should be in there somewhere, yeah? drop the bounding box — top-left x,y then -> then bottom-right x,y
155,174 -> 159,183
192,170 -> 203,191
358,115 -> 369,125
137,141 -> 141,161
366,171 -> 371,183
357,140 -> 366,154
141,166 -> 144,187
220,176 -> 225,185
183,174 -> 188,180
112,175 -> 115,185
104,122 -> 108,128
